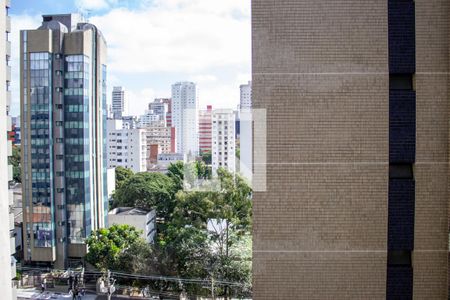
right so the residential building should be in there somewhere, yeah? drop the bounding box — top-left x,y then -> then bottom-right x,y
157,153 -> 184,168
144,124 -> 172,169
240,81 -> 251,109
199,105 -> 212,155
171,82 -> 198,157
107,119 -> 147,173
108,207 -> 156,244
239,82 -> 252,182
21,14 -> 108,268
138,111 -> 161,127
253,1 -> 450,298
121,115 -> 138,129
0,0 -> 16,297
111,86 -> 126,119
212,109 -> 236,174
149,98 -> 169,123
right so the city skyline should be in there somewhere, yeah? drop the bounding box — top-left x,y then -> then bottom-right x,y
9,0 -> 251,117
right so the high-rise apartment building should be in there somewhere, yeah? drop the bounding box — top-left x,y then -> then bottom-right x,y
171,82 -> 198,156
240,81 -> 251,109
21,14 -> 108,268
149,98 -> 169,123
253,1 -> 449,298
112,86 -> 126,119
0,0 -> 16,298
212,109 -> 235,174
199,105 -> 212,154
239,82 -> 252,181
106,119 -> 147,173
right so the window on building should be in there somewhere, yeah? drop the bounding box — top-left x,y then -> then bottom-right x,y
390,74 -> 414,90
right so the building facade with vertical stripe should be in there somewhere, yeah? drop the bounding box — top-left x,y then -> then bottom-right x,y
21,14 -> 108,269
252,0 -> 449,298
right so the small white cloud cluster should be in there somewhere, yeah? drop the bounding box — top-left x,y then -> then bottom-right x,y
91,0 -> 250,73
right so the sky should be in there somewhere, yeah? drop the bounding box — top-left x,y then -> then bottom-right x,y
9,0 -> 251,117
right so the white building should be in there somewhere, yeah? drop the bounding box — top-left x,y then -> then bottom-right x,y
239,81 -> 252,182
0,0 -> 15,297
112,86 -> 127,119
212,109 -> 236,174
139,111 -> 161,127
107,119 -> 147,173
157,153 -> 185,168
149,98 -> 169,123
171,82 -> 199,157
108,207 -> 156,244
240,81 -> 252,109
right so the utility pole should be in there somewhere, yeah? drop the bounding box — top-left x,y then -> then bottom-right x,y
224,219 -> 229,300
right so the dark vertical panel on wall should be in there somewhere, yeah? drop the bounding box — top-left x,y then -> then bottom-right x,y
387,0 -> 416,298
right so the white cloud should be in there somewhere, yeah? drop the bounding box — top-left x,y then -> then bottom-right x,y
91,0 -> 251,74
75,0 -> 112,11
190,74 -> 217,83
125,88 -> 157,116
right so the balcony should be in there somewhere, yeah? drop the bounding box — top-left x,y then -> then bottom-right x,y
6,40 -> 11,57
7,163 -> 12,182
6,91 -> 11,112
6,66 -> 11,82
5,15 -> 10,33
7,139 -> 11,157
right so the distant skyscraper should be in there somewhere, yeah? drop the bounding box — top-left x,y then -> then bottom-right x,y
199,105 -> 213,154
171,82 -> 198,156
212,109 -> 236,174
112,86 -> 126,119
0,0 -> 16,297
239,81 -> 252,181
21,14 -> 108,268
149,98 -> 169,123
253,1 -> 450,299
240,81 -> 252,109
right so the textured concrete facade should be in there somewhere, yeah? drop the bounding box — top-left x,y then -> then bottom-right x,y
253,0 -> 449,298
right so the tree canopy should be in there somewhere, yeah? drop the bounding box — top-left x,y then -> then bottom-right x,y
115,166 -> 134,189
85,224 -> 143,271
87,164 -> 253,298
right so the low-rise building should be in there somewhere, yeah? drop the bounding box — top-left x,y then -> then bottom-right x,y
157,153 -> 185,168
108,207 -> 156,244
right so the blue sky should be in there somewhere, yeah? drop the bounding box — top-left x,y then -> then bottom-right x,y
9,0 -> 251,116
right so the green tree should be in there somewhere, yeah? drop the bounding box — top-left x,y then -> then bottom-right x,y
113,172 -> 175,219
85,224 -> 142,270
159,168 -> 252,297
201,151 -> 212,165
9,145 -> 21,183
115,166 -> 134,189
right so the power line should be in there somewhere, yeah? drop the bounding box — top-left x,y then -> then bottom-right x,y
17,266 -> 249,288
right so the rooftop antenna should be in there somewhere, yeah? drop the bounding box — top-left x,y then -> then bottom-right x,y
76,7 -> 91,23
85,10 -> 91,23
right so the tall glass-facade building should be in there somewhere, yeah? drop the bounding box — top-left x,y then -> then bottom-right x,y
21,14 -> 108,268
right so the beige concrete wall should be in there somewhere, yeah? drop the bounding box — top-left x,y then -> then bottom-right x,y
414,0 -> 450,298
252,0 -> 389,298
27,29 -> 52,53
